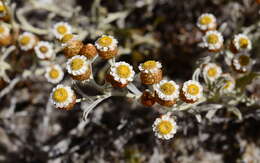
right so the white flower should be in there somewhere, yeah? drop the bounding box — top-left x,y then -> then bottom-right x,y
221,74 -> 235,93
203,63 -> 222,81
34,41 -> 54,59
232,53 -> 253,73
52,22 -> 72,39
45,65 -> 64,84
95,35 -> 118,52
50,84 -> 75,108
202,30 -> 223,50
233,34 -> 252,51
154,80 -> 180,101
138,60 -> 162,73
197,13 -> 216,31
66,55 -> 90,76
182,80 -> 203,101
152,114 -> 178,140
18,32 -> 37,51
0,23 -> 10,38
109,61 -> 135,84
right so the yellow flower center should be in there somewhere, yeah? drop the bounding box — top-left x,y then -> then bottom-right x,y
199,16 -> 212,25
57,25 -> 67,35
61,33 -> 73,43
71,58 -> 84,71
239,38 -> 249,49
223,81 -> 232,89
39,46 -> 48,53
207,67 -> 217,77
0,5 -> 5,12
116,65 -> 131,78
239,55 -> 250,66
49,68 -> 59,79
98,36 -> 113,47
52,88 -> 68,103
142,60 -> 157,70
157,120 -> 173,135
160,82 -> 176,95
0,26 -> 5,34
20,36 -> 31,46
187,84 -> 200,95
207,34 -> 219,44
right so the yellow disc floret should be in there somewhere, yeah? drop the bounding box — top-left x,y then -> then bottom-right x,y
0,26 -> 5,33
207,67 -> 217,77
207,34 -> 219,44
70,58 -> 84,70
142,60 -> 157,70
239,38 -> 249,49
49,68 -> 59,79
239,55 -> 250,66
116,65 -> 131,78
98,36 -> 113,47
57,25 -> 67,35
224,81 -> 232,89
157,121 -> 173,135
160,82 -> 176,95
20,36 -> 31,46
0,5 -> 5,12
52,88 -> 68,103
187,84 -> 200,95
61,33 -> 73,43
39,46 -> 48,53
199,16 -> 212,25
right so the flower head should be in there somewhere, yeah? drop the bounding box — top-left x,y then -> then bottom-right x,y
109,61 -> 135,84
203,63 -> 222,81
95,35 -> 118,52
197,13 -> 216,31
152,114 -> 178,140
18,32 -> 37,51
202,31 -> 223,51
138,60 -> 162,73
53,22 -> 72,39
221,74 -> 235,93
0,23 -> 9,38
50,84 -> 75,109
45,65 -> 64,84
34,41 -> 54,59
0,1 -> 7,17
232,53 -> 253,73
182,80 -> 203,102
154,80 -> 179,101
66,55 -> 90,76
233,34 -> 252,52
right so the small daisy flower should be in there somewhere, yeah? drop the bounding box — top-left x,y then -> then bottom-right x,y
232,53 -> 253,73
52,22 -> 72,39
95,35 -> 118,59
181,80 -> 203,103
139,60 -> 163,85
221,74 -> 235,93
202,63 -> 222,82
45,65 -> 64,84
197,13 -> 217,31
152,114 -> 178,140
107,61 -> 135,88
202,30 -> 223,52
61,34 -> 83,58
34,41 -> 54,60
66,55 -> 91,81
0,23 -> 11,46
50,84 -> 76,110
18,32 -> 37,51
231,34 -> 252,53
154,80 -> 180,107
140,90 -> 156,107
79,43 -> 97,60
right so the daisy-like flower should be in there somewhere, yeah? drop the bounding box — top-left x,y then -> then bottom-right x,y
181,80 -> 203,103
0,23 -> 11,46
202,63 -> 222,82
95,35 -> 118,59
61,34 -> 83,58
107,61 -> 135,88
232,53 -> 253,73
197,13 -> 217,31
52,22 -> 72,39
202,30 -> 223,52
231,34 -> 252,53
221,74 -> 235,93
45,65 -> 64,84
34,41 -> 54,60
66,55 -> 91,81
50,84 -> 76,110
18,32 -> 37,51
154,80 -> 180,107
139,60 -> 163,85
152,114 -> 178,140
